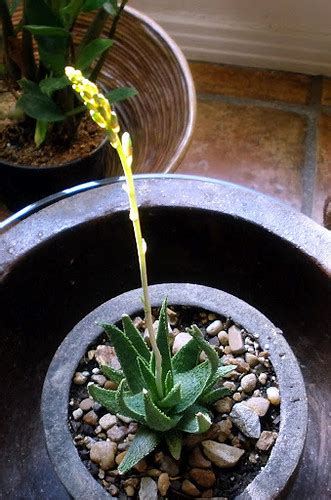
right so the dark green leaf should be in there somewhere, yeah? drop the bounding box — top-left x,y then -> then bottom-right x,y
116,380 -> 146,423
99,322 -> 144,394
25,0 -> 68,74
200,387 -> 232,405
158,383 -> 181,409
137,358 -> 158,401
118,427 -> 160,474
177,404 -> 211,433
25,0 -> 62,27
165,430 -> 182,460
122,315 -> 150,362
156,299 -> 173,390
172,337 -> 201,373
88,384 -> 118,413
18,79 -> 40,94
106,87 -> 138,104
76,38 -> 113,70
24,25 -> 70,37
39,75 -> 70,96
60,0 -> 85,28
82,0 -> 117,14
17,92 -> 65,122
144,390 -> 180,432
100,364 -> 124,384
173,361 -> 211,413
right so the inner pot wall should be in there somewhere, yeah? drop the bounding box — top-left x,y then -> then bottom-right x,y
41,283 -> 307,500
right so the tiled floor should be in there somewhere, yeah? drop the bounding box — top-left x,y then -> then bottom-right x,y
177,62 -> 331,226
1,62 -> 330,226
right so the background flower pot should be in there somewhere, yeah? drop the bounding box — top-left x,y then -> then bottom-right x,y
42,283 -> 307,499
1,6 -> 196,210
0,175 -> 329,498
0,137 -> 110,212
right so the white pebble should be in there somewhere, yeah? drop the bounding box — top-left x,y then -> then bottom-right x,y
267,387 -> 281,405
207,320 -> 223,336
72,408 -> 83,420
92,367 -> 100,374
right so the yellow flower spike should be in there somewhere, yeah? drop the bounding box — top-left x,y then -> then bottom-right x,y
65,66 -> 164,398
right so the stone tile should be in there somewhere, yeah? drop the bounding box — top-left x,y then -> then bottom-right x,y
177,100 -> 307,210
190,62 -> 312,105
321,78 -> 331,106
313,113 -> 331,224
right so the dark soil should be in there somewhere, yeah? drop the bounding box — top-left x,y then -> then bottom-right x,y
69,306 -> 280,499
0,114 -> 106,167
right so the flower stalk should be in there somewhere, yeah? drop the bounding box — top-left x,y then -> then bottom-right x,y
65,67 -> 163,398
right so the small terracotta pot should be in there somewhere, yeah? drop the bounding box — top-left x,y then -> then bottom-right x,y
41,283 -> 307,499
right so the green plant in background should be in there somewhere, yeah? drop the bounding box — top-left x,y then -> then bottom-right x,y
66,67 -> 235,474
0,0 -> 136,146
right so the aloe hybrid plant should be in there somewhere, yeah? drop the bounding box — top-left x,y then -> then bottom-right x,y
0,0 -> 135,147
65,67 -> 235,474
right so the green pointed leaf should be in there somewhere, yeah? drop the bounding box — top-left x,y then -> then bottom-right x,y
17,92 -> 65,122
99,322 -> 144,394
215,364 -> 237,379
115,380 -> 146,423
165,430 -> 182,460
164,370 -> 174,393
144,391 -> 180,432
106,87 -> 138,104
34,120 -> 48,147
200,387 -> 232,405
158,383 -> 181,409
24,25 -> 70,37
122,392 -> 146,420
172,337 -> 201,373
156,299 -> 173,389
204,364 -> 237,393
137,358 -> 158,400
39,75 -> 69,96
188,325 -> 219,381
173,361 -> 211,413
118,427 -> 161,474
100,364 -> 124,384
88,384 -> 118,413
122,315 -> 150,362
178,405 -> 212,433
76,38 -> 113,70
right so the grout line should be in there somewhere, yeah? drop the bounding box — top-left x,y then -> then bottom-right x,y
300,76 -> 323,216
197,92 -> 315,117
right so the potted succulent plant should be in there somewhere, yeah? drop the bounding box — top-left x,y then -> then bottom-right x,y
40,69 -> 308,499
0,1 -> 196,210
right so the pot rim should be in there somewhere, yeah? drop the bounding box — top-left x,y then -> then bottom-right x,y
1,176 -> 329,276
41,283 -> 308,500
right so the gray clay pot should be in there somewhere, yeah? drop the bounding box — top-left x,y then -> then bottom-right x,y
42,283 -> 308,500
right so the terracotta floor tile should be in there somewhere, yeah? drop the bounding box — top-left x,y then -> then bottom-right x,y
321,78 -> 331,106
313,113 -> 331,223
190,62 -> 312,105
177,100 -> 307,210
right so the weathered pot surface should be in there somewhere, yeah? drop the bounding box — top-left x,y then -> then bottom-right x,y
42,283 -> 307,500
